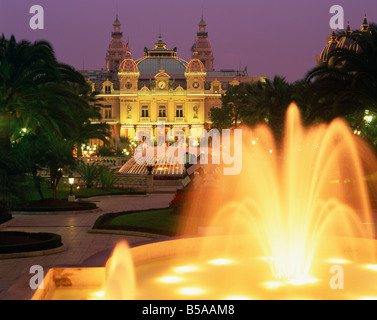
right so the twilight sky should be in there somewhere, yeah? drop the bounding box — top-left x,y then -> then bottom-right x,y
0,0 -> 376,82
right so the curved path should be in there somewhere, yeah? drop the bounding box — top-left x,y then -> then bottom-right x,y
0,193 -> 175,300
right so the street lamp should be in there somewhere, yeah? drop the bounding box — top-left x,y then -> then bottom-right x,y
69,176 -> 74,195
68,175 -> 75,201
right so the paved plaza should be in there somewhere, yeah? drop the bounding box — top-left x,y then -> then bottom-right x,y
0,193 -> 175,300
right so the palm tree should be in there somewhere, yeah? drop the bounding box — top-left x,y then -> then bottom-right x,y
0,35 -> 111,202
63,81 -> 111,156
217,82 -> 252,128
258,76 -> 294,139
240,76 -> 297,140
0,34 -> 63,151
209,76 -> 304,140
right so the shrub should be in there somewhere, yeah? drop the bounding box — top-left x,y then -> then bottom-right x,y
76,160 -> 100,188
0,206 -> 12,224
169,189 -> 200,215
98,165 -> 119,189
95,145 -> 115,156
169,191 -> 184,209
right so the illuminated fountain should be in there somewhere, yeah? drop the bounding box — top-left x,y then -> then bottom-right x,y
33,104 -> 377,300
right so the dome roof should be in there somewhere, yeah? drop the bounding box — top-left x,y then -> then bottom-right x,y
135,36 -> 188,78
185,58 -> 206,73
136,57 -> 188,77
319,30 -> 339,63
194,39 -> 212,50
119,57 -> 139,73
108,38 -> 127,50
319,17 -> 370,63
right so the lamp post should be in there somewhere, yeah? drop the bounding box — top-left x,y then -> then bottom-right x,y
68,175 -> 75,202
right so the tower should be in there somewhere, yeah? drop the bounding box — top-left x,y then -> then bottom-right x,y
361,14 -> 369,32
191,15 -> 214,71
106,16 -> 128,79
118,51 -> 139,94
185,54 -> 206,93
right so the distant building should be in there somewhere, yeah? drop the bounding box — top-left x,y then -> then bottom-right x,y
317,15 -> 371,65
81,16 -> 263,144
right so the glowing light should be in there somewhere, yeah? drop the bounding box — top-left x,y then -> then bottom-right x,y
179,287 -> 204,295
327,258 -> 350,264
252,140 -> 256,145
89,290 -> 105,299
264,281 -> 284,289
158,276 -> 183,283
360,297 -> 377,300
365,264 -> 377,272
260,256 -> 275,262
364,115 -> 373,123
288,276 -> 318,286
208,258 -> 232,265
174,266 -> 197,273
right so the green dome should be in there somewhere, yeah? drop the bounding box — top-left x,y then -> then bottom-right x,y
136,57 -> 188,77
135,35 -> 188,78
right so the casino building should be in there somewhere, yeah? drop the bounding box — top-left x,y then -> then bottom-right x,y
81,16 -> 263,145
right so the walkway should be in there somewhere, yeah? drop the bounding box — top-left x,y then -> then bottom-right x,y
0,193 -> 175,300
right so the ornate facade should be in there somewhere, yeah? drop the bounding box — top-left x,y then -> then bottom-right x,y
318,15 -> 371,64
82,16 -> 263,144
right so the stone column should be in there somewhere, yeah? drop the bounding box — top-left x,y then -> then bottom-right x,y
146,174 -> 154,193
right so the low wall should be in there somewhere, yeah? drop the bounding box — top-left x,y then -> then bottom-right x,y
153,179 -> 183,187
59,174 -> 154,193
78,156 -> 130,168
114,174 -> 154,193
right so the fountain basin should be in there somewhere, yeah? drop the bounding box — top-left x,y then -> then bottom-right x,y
31,235 -> 377,300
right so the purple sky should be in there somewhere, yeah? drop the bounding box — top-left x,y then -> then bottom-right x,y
1,0 -> 376,82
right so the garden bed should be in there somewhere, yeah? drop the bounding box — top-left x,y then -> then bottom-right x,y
0,231 -> 63,254
14,198 -> 97,212
92,207 -> 180,236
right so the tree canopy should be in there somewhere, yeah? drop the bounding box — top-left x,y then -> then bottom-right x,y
0,34 -> 111,213
209,76 -> 309,140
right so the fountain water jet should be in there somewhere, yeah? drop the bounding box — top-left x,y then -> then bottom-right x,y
191,104 -> 376,282
104,241 -> 135,300
32,103 -> 377,300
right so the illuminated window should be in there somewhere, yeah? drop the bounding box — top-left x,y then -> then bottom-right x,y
159,106 -> 166,117
104,105 -> 112,119
176,105 -> 183,117
141,105 -> 149,117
